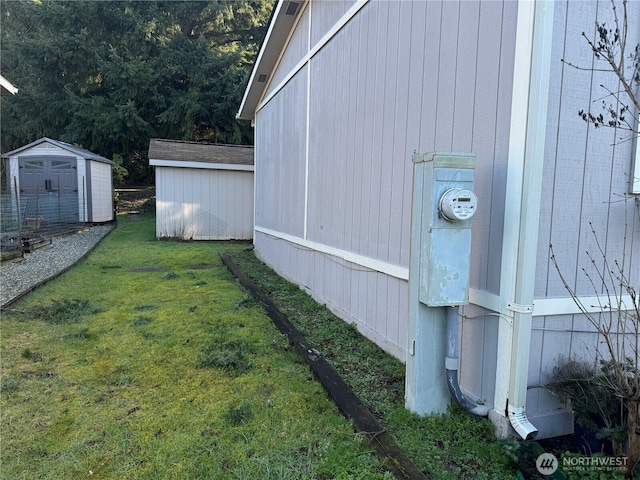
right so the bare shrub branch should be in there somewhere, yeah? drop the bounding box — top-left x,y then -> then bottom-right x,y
562,0 -> 640,139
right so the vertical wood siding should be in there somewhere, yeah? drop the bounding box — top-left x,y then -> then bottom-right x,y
527,0 -> 640,423
88,161 -> 113,222
255,67 -> 308,238
309,1 -> 354,46
458,304 -> 501,407
254,0 -> 517,360
155,167 -> 253,240
253,0 -> 638,435
537,0 -> 640,298
265,4 -> 310,99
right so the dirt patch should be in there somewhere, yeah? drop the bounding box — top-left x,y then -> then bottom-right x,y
129,267 -> 167,273
115,186 -> 155,213
186,264 -> 221,270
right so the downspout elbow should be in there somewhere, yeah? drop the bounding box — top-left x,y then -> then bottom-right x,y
445,367 -> 490,416
508,404 -> 538,440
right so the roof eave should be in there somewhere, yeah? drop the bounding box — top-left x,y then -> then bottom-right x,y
1,137 -> 113,164
0,74 -> 18,96
237,0 -> 306,121
1,137 -> 50,158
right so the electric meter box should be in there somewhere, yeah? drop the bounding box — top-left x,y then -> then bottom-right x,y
412,152 -> 477,306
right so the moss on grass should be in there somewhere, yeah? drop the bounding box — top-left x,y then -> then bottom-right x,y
198,339 -> 253,375
226,249 -> 520,480
21,298 -> 103,324
0,214 -> 391,480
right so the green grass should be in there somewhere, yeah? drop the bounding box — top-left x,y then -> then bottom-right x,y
1,214 -> 391,480
226,249 -> 520,480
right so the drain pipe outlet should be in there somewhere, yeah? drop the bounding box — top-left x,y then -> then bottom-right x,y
508,404 -> 538,440
446,306 -> 490,416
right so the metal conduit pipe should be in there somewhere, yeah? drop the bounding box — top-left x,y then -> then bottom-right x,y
445,306 -> 490,416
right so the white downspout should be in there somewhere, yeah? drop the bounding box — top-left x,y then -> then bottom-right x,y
496,0 -> 555,440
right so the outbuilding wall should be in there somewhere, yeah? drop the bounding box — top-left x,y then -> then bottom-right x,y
155,165 -> 253,240
87,160 -> 113,223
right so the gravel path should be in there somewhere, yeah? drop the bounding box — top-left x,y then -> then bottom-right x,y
0,225 -> 114,307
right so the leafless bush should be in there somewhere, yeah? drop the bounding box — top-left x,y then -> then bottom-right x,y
549,205 -> 639,476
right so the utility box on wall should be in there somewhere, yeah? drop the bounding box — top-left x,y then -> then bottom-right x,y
413,152 -> 477,306
406,151 -> 478,415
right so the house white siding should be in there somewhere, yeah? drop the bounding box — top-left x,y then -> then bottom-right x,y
254,0 -> 517,361
537,0 -> 640,300
264,5 -> 310,99
256,69 -> 308,238
524,0 -> 640,431
247,0 -> 639,438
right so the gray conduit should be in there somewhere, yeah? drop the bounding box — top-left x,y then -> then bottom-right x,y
446,306 -> 490,416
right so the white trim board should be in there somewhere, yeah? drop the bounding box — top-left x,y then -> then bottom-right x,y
237,0 -> 306,119
470,289 -> 636,317
632,124 -> 640,194
255,227 -> 637,318
303,1 -> 312,239
254,226 -> 408,280
0,74 -> 18,95
256,0 -> 369,114
532,295 -> 637,316
149,159 -> 254,172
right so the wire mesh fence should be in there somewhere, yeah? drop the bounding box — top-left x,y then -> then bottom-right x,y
0,194 -> 22,258
1,192 -> 86,259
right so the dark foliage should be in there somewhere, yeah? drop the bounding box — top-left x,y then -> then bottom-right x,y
1,0 -> 272,184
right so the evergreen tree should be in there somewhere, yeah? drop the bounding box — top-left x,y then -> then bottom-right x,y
1,0 -> 271,183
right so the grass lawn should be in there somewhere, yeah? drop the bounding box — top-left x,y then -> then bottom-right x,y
1,211 -> 520,479
1,214 -> 390,480
225,250 -> 521,480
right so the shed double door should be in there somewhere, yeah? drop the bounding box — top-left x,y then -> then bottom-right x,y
19,156 -> 79,223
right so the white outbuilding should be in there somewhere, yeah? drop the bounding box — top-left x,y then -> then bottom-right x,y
148,139 -> 254,240
2,137 -> 114,228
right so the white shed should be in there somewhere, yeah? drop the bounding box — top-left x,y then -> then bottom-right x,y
238,0 -> 640,440
148,139 -> 254,240
2,137 -> 114,226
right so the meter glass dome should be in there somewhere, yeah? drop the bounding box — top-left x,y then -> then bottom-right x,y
438,188 -> 478,222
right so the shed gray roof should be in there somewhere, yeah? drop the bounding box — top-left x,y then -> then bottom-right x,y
1,137 -> 114,164
148,139 -> 254,165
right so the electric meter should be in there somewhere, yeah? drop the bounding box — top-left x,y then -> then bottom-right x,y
438,188 -> 478,222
